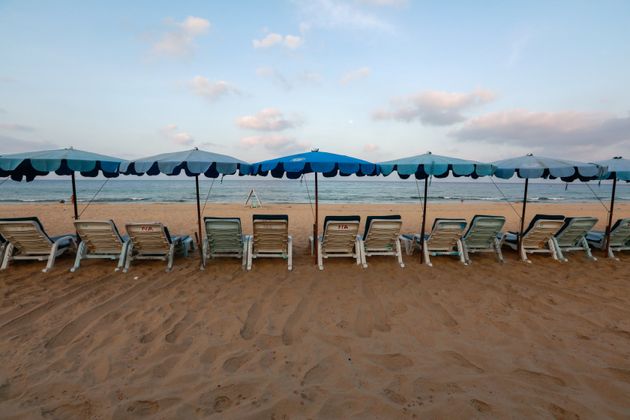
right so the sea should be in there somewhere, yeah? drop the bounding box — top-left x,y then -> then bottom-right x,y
0,177 -> 627,205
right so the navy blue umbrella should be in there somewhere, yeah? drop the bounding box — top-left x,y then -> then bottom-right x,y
0,147 -> 124,219
250,149 -> 378,259
492,154 -> 604,255
120,148 -> 250,250
379,152 -> 493,262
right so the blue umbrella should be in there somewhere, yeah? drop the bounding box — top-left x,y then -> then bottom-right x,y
492,154 -> 604,255
591,156 -> 630,252
121,147 -> 250,252
250,149 -> 378,259
379,152 -> 493,262
0,147 -> 124,219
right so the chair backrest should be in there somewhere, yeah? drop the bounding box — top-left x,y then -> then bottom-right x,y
204,217 -> 243,253
462,215 -> 505,249
554,217 -> 598,247
363,215 -> 402,251
426,218 -> 467,251
74,220 -> 124,254
252,215 -> 289,254
609,218 -> 630,246
322,215 -> 360,253
125,223 -> 172,255
521,214 -> 565,248
0,217 -> 53,254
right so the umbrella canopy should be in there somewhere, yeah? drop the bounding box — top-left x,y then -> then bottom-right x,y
378,152 -> 493,263
0,147 -> 123,182
591,156 -> 629,252
249,150 -> 378,179
120,147 -> 250,177
379,152 -> 493,179
491,154 -> 604,256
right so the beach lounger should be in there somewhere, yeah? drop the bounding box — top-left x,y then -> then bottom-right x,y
309,215 -> 361,270
552,217 -> 598,262
401,218 -> 467,267
247,214 -> 292,271
462,215 -> 506,264
0,235 -> 5,266
71,220 -> 129,272
201,217 -> 247,269
503,214 -> 565,262
0,217 -> 76,272
586,218 -> 630,260
358,215 -> 404,268
123,223 -> 193,272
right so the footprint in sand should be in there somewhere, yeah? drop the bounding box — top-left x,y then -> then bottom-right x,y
440,351 -> 484,373
213,396 -> 232,413
512,369 -> 566,387
125,400 -> 160,416
223,352 -> 252,373
470,399 -> 492,413
367,353 -> 414,371
383,388 -> 407,405
240,302 -> 262,340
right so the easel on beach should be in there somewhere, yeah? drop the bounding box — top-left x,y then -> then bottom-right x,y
244,189 -> 263,208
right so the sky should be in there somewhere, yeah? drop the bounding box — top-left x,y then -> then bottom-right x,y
1,0 -> 629,164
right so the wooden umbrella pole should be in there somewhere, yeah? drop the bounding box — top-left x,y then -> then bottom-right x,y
604,177 -> 617,253
314,172 -> 319,261
195,175 -> 203,255
518,178 -> 529,256
420,176 -> 428,263
71,172 -> 79,220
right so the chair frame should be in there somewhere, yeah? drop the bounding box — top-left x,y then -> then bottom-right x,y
587,218 -> 630,260
201,217 -> 248,270
71,220 -> 129,272
309,216 -> 362,270
552,217 -> 598,262
247,215 -> 292,271
461,215 -> 506,264
403,218 -> 467,267
123,223 -> 192,272
503,215 -> 565,263
358,216 -> 404,269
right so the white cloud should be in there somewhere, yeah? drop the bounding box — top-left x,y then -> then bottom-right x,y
152,16 -> 210,57
189,76 -> 240,101
160,124 -> 194,146
241,135 -> 309,153
372,89 -> 496,125
0,135 -> 57,153
237,108 -> 302,131
252,32 -> 303,49
340,66 -> 371,85
0,123 -> 34,132
256,67 -> 292,91
363,143 -> 380,152
296,0 -> 393,31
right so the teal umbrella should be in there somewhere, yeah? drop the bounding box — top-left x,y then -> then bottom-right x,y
378,152 -> 493,262
592,156 -> 630,252
0,147 -> 124,219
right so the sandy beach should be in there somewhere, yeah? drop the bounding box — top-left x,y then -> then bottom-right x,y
0,202 -> 629,418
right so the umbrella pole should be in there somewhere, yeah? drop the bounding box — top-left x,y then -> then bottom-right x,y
604,177 -> 617,254
518,178 -> 529,256
314,172 -> 319,262
195,175 -> 202,253
420,176 -> 428,263
71,172 -> 79,220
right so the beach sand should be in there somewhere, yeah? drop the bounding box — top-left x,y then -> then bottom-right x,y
0,202 -> 629,418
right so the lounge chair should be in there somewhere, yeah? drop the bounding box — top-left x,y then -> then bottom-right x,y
247,214 -> 292,271
503,214 -> 565,262
309,215 -> 361,270
587,218 -> 630,260
71,220 -> 130,272
0,217 -> 76,272
462,215 -> 506,264
123,223 -> 193,272
201,217 -> 247,269
0,235 -> 6,265
401,218 -> 467,267
358,215 -> 404,268
552,217 -> 598,262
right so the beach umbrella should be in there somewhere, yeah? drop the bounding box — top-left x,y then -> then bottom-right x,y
120,147 -> 250,250
492,154 -> 604,256
249,149 -> 378,260
0,147 -> 123,219
592,156 -> 630,252
378,152 -> 493,262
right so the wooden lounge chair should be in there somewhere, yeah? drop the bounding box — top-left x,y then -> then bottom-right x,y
309,215 -> 361,270
0,217 -> 76,273
462,215 -> 506,264
201,217 -> 247,269
553,217 -> 598,262
71,220 -> 129,272
587,218 -> 630,260
247,215 -> 292,271
503,214 -> 565,262
123,222 -> 193,272
402,218 -> 467,267
358,215 -> 404,268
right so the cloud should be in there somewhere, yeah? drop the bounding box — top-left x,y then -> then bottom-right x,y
189,76 -> 240,101
372,89 -> 496,125
160,124 -> 194,146
340,66 -> 370,85
241,135 -> 309,153
237,108 -> 302,131
0,123 -> 35,132
295,0 -> 393,31
363,143 -> 380,152
0,135 -> 58,153
252,32 -> 303,49
256,67 -> 292,91
152,16 -> 210,57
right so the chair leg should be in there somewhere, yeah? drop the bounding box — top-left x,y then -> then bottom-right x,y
309,236 -> 314,256
549,239 -> 559,261
607,246 -> 618,260
580,237 -> 596,261
166,244 -> 175,272
287,236 -> 293,271
317,239 -> 323,270
70,241 -> 86,273
123,242 -> 134,273
1,244 -> 14,270
200,238 -> 208,270
355,237 -> 362,265
43,242 -> 60,273
520,242 -> 530,263
360,240 -> 367,268
462,242 -> 471,265
395,238 -> 404,268
423,240 -> 432,267
241,236 -> 248,269
247,236 -> 253,271
116,241 -> 129,271
552,238 -> 567,262
494,238 -> 504,263
456,240 -> 467,265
